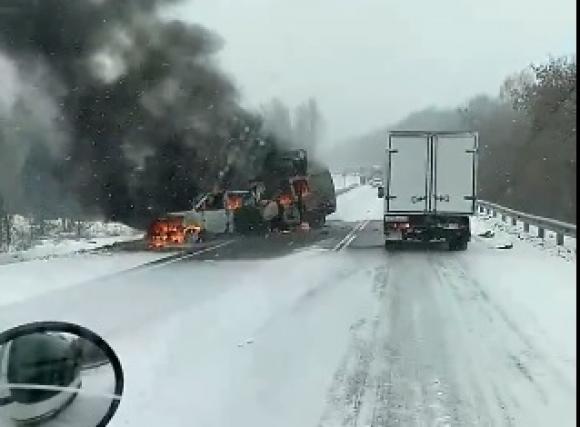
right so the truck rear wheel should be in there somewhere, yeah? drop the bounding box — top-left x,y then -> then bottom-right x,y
305,213 -> 326,229
449,238 -> 468,251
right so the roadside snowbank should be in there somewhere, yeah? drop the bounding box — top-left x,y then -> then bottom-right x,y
0,217 -> 143,265
0,251 -> 169,307
0,235 -> 143,265
472,213 -> 576,261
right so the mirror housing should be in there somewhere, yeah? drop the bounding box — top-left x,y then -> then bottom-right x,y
0,322 -> 124,427
377,186 -> 385,199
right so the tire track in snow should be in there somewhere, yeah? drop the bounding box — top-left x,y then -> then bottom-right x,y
317,264 -> 388,427
319,253 -> 465,427
239,264 -> 362,347
491,383 -> 516,427
437,255 -> 574,395
369,252 -> 472,427
427,252 -> 509,425
430,253 -> 574,425
318,235 -> 574,426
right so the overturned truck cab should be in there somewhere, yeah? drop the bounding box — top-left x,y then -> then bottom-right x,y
378,131 -> 478,251
235,149 -> 336,234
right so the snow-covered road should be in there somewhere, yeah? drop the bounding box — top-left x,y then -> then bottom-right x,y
0,185 -> 575,426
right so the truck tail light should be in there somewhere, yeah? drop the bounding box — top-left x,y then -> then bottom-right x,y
385,216 -> 411,230
385,222 -> 410,230
384,216 -> 409,223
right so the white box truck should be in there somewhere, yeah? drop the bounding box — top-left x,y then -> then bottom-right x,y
377,131 -> 478,250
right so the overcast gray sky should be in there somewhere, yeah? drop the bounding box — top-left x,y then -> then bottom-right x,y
166,0 -> 576,143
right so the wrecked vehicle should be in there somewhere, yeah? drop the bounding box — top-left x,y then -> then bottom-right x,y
234,149 -> 336,233
147,191 -> 253,248
146,149 -> 336,245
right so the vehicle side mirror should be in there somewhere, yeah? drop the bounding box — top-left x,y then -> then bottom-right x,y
0,321 -> 124,427
377,186 -> 384,199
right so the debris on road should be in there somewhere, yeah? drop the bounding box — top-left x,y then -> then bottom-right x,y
496,243 -> 514,249
237,338 -> 255,348
478,230 -> 495,238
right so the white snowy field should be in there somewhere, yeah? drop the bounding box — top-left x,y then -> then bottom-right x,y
0,234 -> 144,265
0,218 -> 143,265
0,185 -> 576,427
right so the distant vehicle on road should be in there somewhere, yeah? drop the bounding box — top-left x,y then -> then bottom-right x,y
370,177 -> 383,187
378,131 -> 478,251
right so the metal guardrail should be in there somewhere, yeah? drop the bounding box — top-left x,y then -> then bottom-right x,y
477,200 -> 576,246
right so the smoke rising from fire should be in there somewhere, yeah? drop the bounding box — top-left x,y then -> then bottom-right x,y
0,0 -> 278,228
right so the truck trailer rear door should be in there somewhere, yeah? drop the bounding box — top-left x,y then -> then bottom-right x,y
386,133 -> 429,213
432,133 -> 478,214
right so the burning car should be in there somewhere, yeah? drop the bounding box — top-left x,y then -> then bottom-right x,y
147,216 -> 201,249
146,191 -> 253,249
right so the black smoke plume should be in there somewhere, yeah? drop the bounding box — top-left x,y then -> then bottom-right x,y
0,0 -> 277,228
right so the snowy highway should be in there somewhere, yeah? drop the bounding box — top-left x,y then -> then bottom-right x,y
0,185 -> 576,427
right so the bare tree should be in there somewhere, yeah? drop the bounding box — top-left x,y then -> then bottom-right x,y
261,97 -> 325,153
499,69 -> 535,106
0,194 -> 10,251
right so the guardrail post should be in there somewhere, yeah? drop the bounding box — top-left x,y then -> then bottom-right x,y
523,222 -> 530,233
538,228 -> 545,239
556,233 -> 564,246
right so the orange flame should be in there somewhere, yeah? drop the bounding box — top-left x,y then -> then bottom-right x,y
226,195 -> 243,211
148,217 -> 200,249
